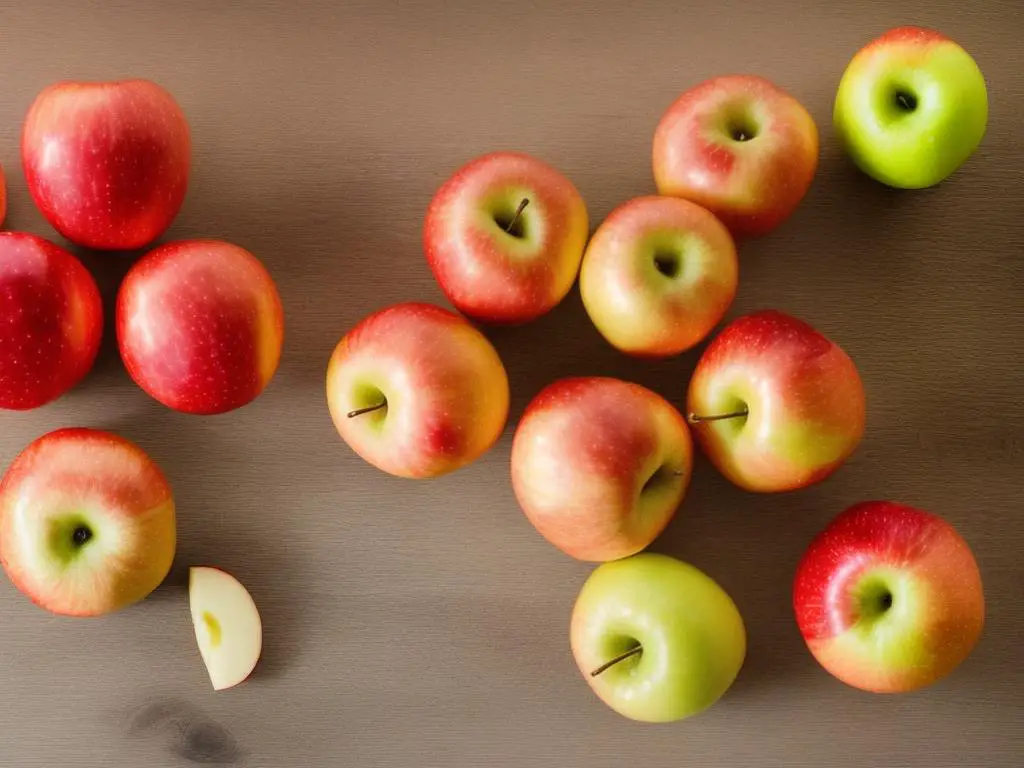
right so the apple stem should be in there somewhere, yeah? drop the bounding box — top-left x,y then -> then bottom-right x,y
347,402 -> 387,418
505,198 -> 529,234
590,644 -> 643,677
687,408 -> 748,424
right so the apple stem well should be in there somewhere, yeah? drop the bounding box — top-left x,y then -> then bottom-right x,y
347,401 -> 387,418
687,408 -> 749,424
590,644 -> 643,677
501,198 -> 530,236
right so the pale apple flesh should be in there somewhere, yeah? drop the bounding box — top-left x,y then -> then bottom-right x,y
326,302 -> 510,479
0,428 -> 176,617
579,195 -> 738,357
512,377 -> 692,561
190,566 -> 262,691
793,501 -> 984,693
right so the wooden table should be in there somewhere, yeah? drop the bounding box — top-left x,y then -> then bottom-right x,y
1,1 -> 1021,766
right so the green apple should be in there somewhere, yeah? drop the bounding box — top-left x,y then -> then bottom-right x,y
570,553 -> 746,722
834,26 -> 987,189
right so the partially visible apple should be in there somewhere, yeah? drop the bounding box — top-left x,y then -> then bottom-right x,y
424,151 -> 589,324
653,75 -> 818,238
579,196 -> 738,357
0,428 -> 176,617
0,232 -> 103,411
22,78 -> 191,250
686,310 -> 865,492
834,26 -> 988,189
794,501 -> 984,693
327,302 -> 510,478
117,239 -> 285,415
571,552 -> 746,722
511,377 -> 692,561
190,566 -> 263,691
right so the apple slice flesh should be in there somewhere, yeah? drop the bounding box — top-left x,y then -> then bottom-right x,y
189,566 -> 262,691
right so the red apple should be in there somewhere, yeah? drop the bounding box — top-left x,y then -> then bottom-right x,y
327,302 -> 510,478
0,428 -> 176,616
423,151 -> 589,324
511,377 -> 692,561
116,239 -> 284,415
686,310 -> 865,492
794,501 -> 985,693
579,196 -> 738,357
0,232 -> 103,410
22,78 -> 190,250
653,75 -> 818,238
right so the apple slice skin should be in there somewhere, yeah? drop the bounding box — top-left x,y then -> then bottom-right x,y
190,566 -> 263,692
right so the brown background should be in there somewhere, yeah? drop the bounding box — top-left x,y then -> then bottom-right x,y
0,1 -> 1021,766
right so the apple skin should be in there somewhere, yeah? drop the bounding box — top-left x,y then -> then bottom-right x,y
579,196 -> 738,357
653,75 -> 818,238
0,428 -> 176,617
686,310 -> 865,493
571,552 -> 746,723
794,501 -> 984,693
511,377 -> 692,561
0,232 -> 103,411
190,566 -> 263,691
117,239 -> 284,415
22,78 -> 190,250
327,302 -> 510,478
834,26 -> 988,189
423,151 -> 589,324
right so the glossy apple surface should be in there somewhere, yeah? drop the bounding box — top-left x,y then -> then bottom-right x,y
327,302 -> 510,478
794,501 -> 984,693
22,78 -> 190,250
190,566 -> 263,691
834,26 -> 987,189
0,428 -> 176,616
424,151 -> 589,324
0,232 -> 103,411
571,552 -> 746,722
579,196 -> 738,357
117,239 -> 284,415
686,310 -> 865,492
653,75 -> 818,237
512,377 -> 692,561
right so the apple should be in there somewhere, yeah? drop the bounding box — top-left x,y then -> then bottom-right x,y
571,552 -> 746,722
511,377 -> 692,561
834,26 -> 988,189
327,302 -> 510,479
190,566 -> 263,691
794,501 -> 984,693
423,151 -> 589,324
686,310 -> 865,493
0,232 -> 103,411
653,75 -> 818,238
0,428 -> 176,617
22,78 -> 190,250
117,239 -> 285,415
579,196 -> 738,357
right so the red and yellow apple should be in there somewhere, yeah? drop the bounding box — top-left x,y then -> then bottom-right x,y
579,196 -> 738,357
424,151 -> 589,324
0,428 -> 176,617
117,239 -> 284,415
190,566 -> 263,691
686,310 -> 865,492
653,75 -> 818,238
511,377 -> 692,561
794,501 -> 984,693
327,302 -> 510,478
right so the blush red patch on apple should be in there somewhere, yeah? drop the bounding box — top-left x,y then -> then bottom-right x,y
0,25 -> 989,716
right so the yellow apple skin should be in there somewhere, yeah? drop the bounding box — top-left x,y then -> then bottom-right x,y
190,566 -> 262,692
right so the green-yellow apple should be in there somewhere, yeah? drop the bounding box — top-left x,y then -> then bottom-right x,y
834,26 -> 988,189
579,196 -> 738,357
424,151 -> 589,324
327,302 -> 510,478
571,552 -> 746,722
653,75 -> 818,238
0,428 -> 176,617
686,310 -> 865,492
190,566 -> 262,691
511,377 -> 692,561
794,501 -> 984,693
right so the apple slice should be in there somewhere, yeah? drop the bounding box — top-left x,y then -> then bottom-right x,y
189,566 -> 262,691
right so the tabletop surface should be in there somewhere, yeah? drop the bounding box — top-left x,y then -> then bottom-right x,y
1,1 -> 1022,766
